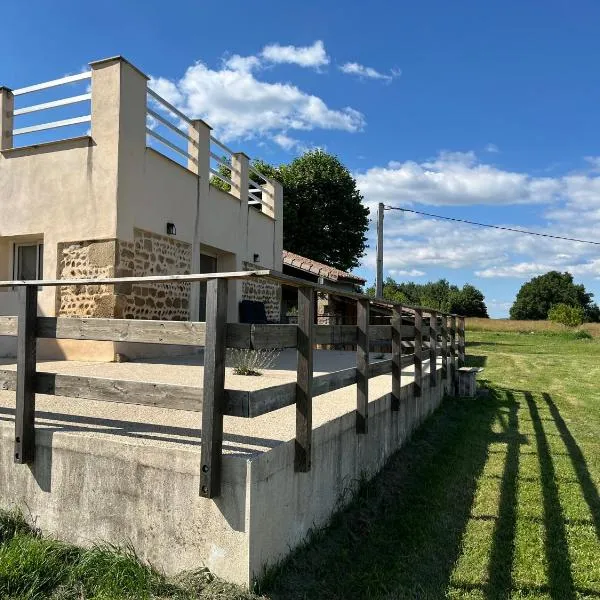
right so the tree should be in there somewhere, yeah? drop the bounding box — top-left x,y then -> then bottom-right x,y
548,303 -> 585,327
212,151 -> 368,271
366,277 -> 489,317
509,271 -> 599,321
259,150 -> 369,272
449,284 -> 489,318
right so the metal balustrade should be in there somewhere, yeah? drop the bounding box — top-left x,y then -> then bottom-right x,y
10,71 -> 92,145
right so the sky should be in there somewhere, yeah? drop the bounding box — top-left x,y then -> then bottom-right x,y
3,0 -> 600,317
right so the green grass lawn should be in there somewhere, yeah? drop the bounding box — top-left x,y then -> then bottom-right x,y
260,330 -> 600,599
1,330 -> 599,599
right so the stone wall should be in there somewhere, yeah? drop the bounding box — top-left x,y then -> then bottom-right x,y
56,230 -> 192,321
118,229 -> 192,321
56,240 -> 118,317
241,261 -> 281,322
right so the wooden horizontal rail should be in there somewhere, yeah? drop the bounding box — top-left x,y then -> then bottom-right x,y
0,268 -> 464,319
246,351 -> 429,417
37,317 -> 209,346
0,348 -> 436,420
0,369 -> 249,417
1,317 -> 422,348
250,323 -> 417,349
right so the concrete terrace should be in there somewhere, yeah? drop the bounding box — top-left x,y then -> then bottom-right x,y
0,351 -> 436,457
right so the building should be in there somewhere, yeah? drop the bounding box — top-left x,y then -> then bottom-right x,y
0,56 -> 283,360
280,250 -> 366,325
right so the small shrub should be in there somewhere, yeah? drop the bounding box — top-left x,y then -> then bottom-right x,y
227,348 -> 281,376
573,329 -> 593,340
71,543 -> 168,599
0,508 -> 36,544
548,303 -> 584,327
0,535 -> 77,597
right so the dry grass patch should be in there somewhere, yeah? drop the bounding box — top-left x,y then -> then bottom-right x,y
466,317 -> 600,337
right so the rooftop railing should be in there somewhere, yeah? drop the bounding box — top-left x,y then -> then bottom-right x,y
0,269 -> 465,499
1,58 -> 281,220
9,71 -> 92,147
145,83 -> 276,213
146,87 -> 197,165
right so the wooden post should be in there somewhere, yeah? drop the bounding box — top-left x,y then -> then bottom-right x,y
295,286 -> 314,472
458,316 -> 466,367
200,278 -> 228,498
14,285 -> 37,464
356,298 -> 370,433
441,314 -> 448,381
391,305 -> 402,412
414,308 -> 423,398
450,315 -> 457,394
429,310 -> 437,388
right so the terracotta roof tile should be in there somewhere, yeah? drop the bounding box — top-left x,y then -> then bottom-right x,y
282,250 -> 366,284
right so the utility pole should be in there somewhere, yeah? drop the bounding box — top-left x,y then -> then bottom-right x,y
376,202 -> 384,298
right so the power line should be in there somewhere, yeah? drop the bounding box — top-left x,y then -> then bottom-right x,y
384,206 -> 600,246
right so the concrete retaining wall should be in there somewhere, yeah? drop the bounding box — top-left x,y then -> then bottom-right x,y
0,367 -> 449,586
247,370 -> 449,580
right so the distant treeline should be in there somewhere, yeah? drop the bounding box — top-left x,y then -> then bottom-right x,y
366,277 -> 488,317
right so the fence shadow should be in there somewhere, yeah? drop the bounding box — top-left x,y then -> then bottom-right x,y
485,390 -> 521,599
261,388 -> 511,599
524,391 -> 576,600
0,406 -> 281,456
542,392 -> 600,541
262,385 -> 600,599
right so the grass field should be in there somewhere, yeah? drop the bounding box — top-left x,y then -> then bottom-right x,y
1,329 -> 599,599
466,317 -> 600,337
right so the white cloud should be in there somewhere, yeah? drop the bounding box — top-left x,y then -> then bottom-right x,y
272,133 -> 310,153
584,156 -> 600,172
261,40 -> 329,68
149,56 -> 364,142
340,62 -> 401,82
223,54 -> 261,72
485,143 -> 499,153
389,268 -> 425,277
476,258 -> 600,279
357,152 -> 600,285
356,151 -> 563,209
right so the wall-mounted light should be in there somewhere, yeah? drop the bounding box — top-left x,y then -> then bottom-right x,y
253,253 -> 260,263
166,222 -> 176,236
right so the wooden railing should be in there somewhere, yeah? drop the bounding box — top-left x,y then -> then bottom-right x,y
0,270 -> 466,498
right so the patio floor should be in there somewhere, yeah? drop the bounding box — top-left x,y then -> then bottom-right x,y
0,350 -> 433,457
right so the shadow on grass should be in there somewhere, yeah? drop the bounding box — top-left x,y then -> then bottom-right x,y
542,392 -> 600,541
466,354 -> 487,369
259,389 -> 512,599
485,391 -> 520,599
260,385 -> 599,600
525,391 -> 576,600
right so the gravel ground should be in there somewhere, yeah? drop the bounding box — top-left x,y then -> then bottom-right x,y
0,350 -> 433,456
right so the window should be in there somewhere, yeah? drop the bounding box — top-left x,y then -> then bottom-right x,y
14,243 -> 43,281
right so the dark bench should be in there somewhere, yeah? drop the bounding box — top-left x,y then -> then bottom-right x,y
239,300 -> 277,324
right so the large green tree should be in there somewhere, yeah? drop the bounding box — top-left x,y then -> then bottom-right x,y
366,277 -> 489,317
509,271 -> 599,321
254,151 -> 369,271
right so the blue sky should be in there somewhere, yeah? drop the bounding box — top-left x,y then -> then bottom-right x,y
4,0 -> 600,317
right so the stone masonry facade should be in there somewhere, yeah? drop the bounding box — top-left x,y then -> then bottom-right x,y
241,261 -> 281,322
57,229 -> 192,321
118,229 -> 191,320
57,239 -> 119,318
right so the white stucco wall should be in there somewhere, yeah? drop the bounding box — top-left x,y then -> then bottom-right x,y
0,137 -> 117,316
0,55 -> 284,358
